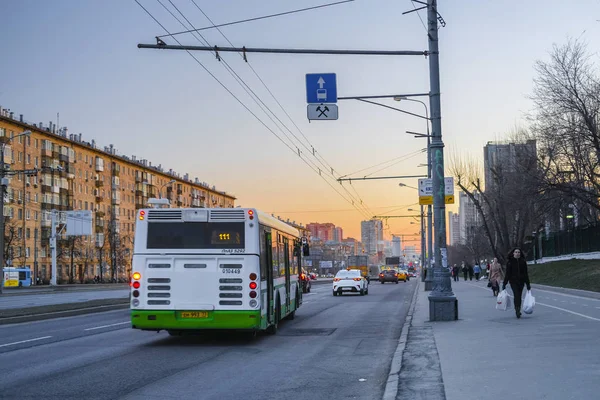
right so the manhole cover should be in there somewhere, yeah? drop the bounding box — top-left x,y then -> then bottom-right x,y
278,328 -> 336,336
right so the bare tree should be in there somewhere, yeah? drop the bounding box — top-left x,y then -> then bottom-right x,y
530,39 -> 600,214
58,235 -> 82,284
451,135 -> 546,264
78,238 -> 96,283
3,219 -> 23,267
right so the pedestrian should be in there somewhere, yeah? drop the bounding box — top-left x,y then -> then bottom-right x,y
468,263 -> 474,281
461,262 -> 468,281
474,263 -> 481,280
452,264 -> 459,282
488,257 -> 503,297
502,247 -> 531,319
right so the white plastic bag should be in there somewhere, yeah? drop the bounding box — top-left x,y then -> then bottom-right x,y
522,290 -> 535,314
496,289 -> 511,311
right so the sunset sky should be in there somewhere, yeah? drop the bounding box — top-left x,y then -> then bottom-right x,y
1,0 -> 599,243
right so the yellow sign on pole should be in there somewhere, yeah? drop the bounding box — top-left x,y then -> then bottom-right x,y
419,196 -> 433,205
445,195 -> 454,204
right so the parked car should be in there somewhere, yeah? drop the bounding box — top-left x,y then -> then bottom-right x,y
379,269 -> 399,284
332,269 -> 369,296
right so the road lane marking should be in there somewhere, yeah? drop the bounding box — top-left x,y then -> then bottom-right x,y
84,322 -> 130,331
467,282 -> 600,322
536,302 -> 600,322
0,336 -> 52,348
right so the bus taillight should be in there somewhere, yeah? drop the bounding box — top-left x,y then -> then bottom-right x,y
249,291 -> 257,299
249,273 -> 257,280
248,210 -> 254,220
139,211 -> 145,221
132,272 -> 141,280
249,282 -> 257,290
132,281 -> 140,289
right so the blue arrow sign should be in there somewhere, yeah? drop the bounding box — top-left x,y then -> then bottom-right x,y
306,73 -> 337,104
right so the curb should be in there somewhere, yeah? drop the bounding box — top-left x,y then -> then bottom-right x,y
382,279 -> 421,400
0,299 -> 129,325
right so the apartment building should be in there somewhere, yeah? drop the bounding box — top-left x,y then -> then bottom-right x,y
0,108 -> 235,283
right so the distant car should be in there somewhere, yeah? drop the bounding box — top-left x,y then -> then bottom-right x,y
333,269 -> 369,296
379,270 -> 399,284
398,269 -> 409,281
300,271 -> 312,293
309,273 -> 317,280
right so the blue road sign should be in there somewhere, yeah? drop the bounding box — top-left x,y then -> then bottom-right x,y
306,73 -> 337,104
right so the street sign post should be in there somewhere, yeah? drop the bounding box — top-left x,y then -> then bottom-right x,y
306,73 -> 338,121
307,104 -> 338,120
306,73 -> 337,103
418,177 -> 454,205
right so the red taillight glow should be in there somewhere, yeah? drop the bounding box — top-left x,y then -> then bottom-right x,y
379,273 -> 384,277
249,282 -> 257,290
249,273 -> 257,280
334,278 -> 341,282
132,272 -> 141,280
249,291 -> 257,298
139,210 -> 145,220
248,209 -> 254,220
301,274 -> 306,280
353,278 -> 362,281
132,281 -> 140,289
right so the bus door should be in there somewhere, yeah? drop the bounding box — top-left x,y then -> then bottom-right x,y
264,231 -> 274,324
283,237 -> 291,313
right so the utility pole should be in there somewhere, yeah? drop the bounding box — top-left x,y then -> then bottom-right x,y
0,140 -> 7,294
425,133 -> 433,288
50,210 -> 58,286
427,0 -> 457,321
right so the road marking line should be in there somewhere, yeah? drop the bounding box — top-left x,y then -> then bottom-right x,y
536,302 -> 600,322
0,336 -> 52,348
529,287 -> 600,302
84,322 -> 130,331
466,282 -> 600,322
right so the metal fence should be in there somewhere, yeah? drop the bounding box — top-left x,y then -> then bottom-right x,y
530,223 -> 600,260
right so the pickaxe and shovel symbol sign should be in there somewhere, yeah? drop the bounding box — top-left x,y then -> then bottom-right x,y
316,105 -> 329,117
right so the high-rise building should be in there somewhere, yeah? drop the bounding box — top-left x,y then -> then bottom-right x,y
448,211 -> 460,246
483,140 -> 537,192
306,222 -> 336,242
459,191 -> 480,244
361,219 -> 382,255
333,226 -> 343,242
0,107 -> 235,283
392,235 -> 401,257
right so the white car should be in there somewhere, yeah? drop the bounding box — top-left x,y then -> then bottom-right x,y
333,269 -> 369,296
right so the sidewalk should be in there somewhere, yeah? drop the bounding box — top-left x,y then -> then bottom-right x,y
395,279 -> 600,400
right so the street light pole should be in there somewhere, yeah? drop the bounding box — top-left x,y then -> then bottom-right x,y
0,130 -> 32,294
159,179 -> 176,200
426,0 -> 456,321
396,96 -> 433,288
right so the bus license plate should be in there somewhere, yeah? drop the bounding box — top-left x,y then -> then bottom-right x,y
181,311 -> 208,319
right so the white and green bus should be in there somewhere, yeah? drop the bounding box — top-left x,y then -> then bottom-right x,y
130,207 -> 308,336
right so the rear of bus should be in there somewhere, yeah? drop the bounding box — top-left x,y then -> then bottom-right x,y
130,207 -> 262,333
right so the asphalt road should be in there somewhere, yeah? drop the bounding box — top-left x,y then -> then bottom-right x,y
0,289 -> 130,310
0,279 -> 417,400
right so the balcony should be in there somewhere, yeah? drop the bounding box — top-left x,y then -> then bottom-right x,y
95,225 -> 104,234
112,166 -> 120,176
41,148 -> 52,157
111,197 -> 120,205
96,211 -> 105,218
95,180 -> 104,188
135,190 -> 144,197
95,196 -> 104,203
59,153 -> 69,163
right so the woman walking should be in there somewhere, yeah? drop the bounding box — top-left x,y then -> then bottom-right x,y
488,257 -> 503,297
502,248 -> 531,319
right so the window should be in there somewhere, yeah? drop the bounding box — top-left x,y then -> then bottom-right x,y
35,211 -> 38,220
18,209 -> 23,220
26,228 -> 31,239
35,138 -> 39,148
18,151 -> 22,162
18,227 -> 22,238
18,135 -> 23,144
147,222 -> 245,249
27,154 -> 31,164
26,209 -> 30,220
35,156 -> 39,167
85,201 -> 88,210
